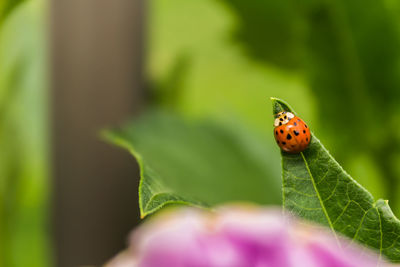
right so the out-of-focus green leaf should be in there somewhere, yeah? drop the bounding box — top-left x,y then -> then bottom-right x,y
148,0 -> 316,132
148,0 -> 317,208
0,0 -> 49,266
105,111 -> 281,218
0,0 -> 26,23
273,98 -> 400,262
218,0 -> 305,69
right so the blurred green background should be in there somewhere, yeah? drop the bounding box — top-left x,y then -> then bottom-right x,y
3,0 -> 400,265
146,0 -> 400,208
0,0 -> 49,266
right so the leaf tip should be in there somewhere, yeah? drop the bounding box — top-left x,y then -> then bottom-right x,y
270,97 -> 294,115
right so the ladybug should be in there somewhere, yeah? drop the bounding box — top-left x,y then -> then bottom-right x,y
273,111 -> 311,153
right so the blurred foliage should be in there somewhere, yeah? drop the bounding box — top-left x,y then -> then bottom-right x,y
106,111 -> 281,217
0,0 -> 49,266
0,0 -> 26,24
147,0 -> 400,213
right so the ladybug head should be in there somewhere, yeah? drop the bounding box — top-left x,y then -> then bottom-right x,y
274,112 -> 295,127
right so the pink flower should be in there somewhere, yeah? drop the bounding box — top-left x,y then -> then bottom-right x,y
107,205 -> 388,267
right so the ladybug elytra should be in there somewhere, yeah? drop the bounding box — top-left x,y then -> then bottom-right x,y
273,111 -> 311,153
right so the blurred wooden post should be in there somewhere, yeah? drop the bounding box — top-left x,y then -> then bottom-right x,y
51,0 -> 145,266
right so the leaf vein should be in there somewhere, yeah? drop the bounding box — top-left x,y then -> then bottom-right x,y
285,187 -> 317,198
300,152 -> 339,243
322,178 -> 339,202
351,209 -> 368,242
286,199 -> 323,211
377,207 -> 383,260
333,201 -> 351,225
316,168 -> 330,185
285,170 -> 310,181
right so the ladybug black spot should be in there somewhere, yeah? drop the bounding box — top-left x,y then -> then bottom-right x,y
294,122 -> 297,126
306,138 -> 309,142
282,141 -> 286,145
303,130 -> 306,134
294,130 -> 299,136
280,129 -> 284,134
276,131 -> 278,135
286,134 -> 292,140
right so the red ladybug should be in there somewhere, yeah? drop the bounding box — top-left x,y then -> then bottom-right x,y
273,111 -> 311,153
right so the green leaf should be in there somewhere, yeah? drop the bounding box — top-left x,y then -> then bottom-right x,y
104,110 -> 281,218
272,97 -> 400,262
